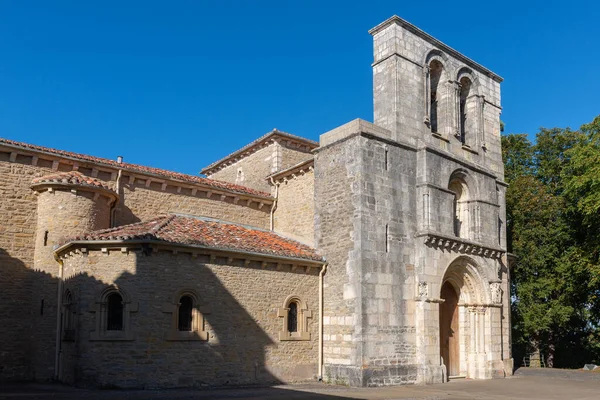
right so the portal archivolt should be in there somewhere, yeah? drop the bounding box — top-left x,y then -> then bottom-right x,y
439,257 -> 490,380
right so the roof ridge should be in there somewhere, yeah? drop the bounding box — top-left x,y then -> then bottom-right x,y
86,215 -> 170,237
150,214 -> 177,236
200,129 -> 318,174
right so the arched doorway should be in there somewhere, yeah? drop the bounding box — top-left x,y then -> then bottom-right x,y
440,281 -> 460,379
439,256 -> 492,381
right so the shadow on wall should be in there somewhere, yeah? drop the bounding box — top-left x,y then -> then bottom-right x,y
0,248 -> 35,381
59,249 -> 317,389
1,246 -> 341,394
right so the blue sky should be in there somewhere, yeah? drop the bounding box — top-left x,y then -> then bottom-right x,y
0,1 -> 598,175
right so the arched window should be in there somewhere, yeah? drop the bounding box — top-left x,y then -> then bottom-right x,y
278,296 -> 312,341
90,287 -> 137,340
178,295 -> 194,332
459,77 -> 472,144
107,293 -> 124,331
429,60 -> 443,133
287,302 -> 298,333
448,175 -> 470,239
164,290 -> 210,341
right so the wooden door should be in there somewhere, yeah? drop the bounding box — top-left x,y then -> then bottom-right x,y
440,281 -> 460,378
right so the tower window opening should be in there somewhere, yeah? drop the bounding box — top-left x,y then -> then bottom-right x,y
459,77 -> 472,144
429,60 -> 443,133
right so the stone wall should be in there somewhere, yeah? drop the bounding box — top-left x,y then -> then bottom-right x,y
0,145 -> 271,382
315,132 -> 360,378
115,177 -> 269,229
279,146 -> 314,171
316,119 -> 420,386
273,169 -> 315,246
0,155 -> 45,381
60,248 -> 320,388
207,142 -> 312,193
208,145 -> 277,193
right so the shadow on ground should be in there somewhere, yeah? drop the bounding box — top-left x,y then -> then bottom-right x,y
0,382 -> 363,400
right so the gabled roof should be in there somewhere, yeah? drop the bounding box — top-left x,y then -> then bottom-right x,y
1,137 -> 271,198
31,171 -> 114,191
58,214 -> 324,263
200,129 -> 318,176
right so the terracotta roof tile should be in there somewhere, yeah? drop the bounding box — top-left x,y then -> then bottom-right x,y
1,137 -> 271,198
31,171 -> 114,192
63,215 -> 324,262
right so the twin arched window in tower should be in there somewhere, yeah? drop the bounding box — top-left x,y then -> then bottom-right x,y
425,54 -> 483,148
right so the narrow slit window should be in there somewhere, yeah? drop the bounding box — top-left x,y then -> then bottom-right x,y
43,230 -> 49,246
287,302 -> 298,333
178,295 -> 194,332
384,148 -> 388,170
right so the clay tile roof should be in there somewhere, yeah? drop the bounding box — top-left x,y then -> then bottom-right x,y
31,170 -> 114,192
0,137 -> 271,198
63,215 -> 324,262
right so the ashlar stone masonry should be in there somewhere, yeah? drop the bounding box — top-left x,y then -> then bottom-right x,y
0,15 -> 511,389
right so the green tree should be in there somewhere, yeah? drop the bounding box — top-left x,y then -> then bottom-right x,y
562,115 -> 600,321
503,120 -> 597,368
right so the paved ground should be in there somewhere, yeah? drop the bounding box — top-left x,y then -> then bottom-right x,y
1,369 -> 599,399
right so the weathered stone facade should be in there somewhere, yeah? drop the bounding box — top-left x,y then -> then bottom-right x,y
58,247 -> 320,388
271,159 -> 315,246
0,15 -> 511,389
0,144 -> 274,382
202,130 -> 316,193
313,17 -> 511,386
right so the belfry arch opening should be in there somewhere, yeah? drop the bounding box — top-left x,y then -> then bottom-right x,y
459,77 -> 471,144
429,60 -> 443,133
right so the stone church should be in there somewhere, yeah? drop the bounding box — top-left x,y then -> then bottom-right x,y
0,16 -> 512,388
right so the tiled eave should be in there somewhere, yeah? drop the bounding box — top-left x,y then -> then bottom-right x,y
32,183 -> 118,203
0,139 -> 273,202
416,231 -> 506,260
200,130 -> 318,176
267,158 -> 314,185
55,240 -> 325,273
